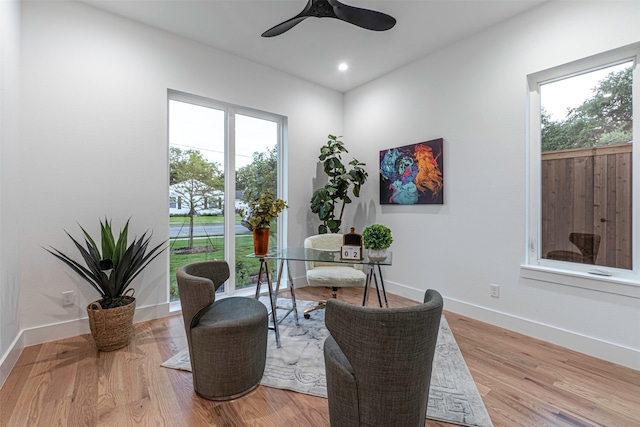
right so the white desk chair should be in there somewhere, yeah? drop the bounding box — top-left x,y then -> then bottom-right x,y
303,234 -> 366,319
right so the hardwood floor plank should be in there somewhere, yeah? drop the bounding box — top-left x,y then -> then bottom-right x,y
1,344 -> 41,426
445,311 -> 639,427
8,341 -> 64,426
1,286 -> 638,427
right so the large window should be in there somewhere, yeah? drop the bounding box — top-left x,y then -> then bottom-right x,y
168,91 -> 286,301
526,45 -> 639,287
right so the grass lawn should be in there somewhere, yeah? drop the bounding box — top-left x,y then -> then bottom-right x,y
169,232 -> 277,300
170,215 -> 227,225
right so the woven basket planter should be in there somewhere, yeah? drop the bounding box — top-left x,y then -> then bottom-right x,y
87,294 -> 136,351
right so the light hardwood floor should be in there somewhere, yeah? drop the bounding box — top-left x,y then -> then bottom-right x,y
1,286 -> 638,426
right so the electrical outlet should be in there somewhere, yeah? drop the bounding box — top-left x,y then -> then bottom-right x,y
490,284 -> 500,298
62,290 -> 75,306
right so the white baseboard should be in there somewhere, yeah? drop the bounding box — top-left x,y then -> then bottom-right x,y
0,332 -> 24,390
5,280 -> 635,391
385,281 -> 640,371
21,302 -> 171,346
267,278 -> 639,371
0,302 -> 170,389
382,280 -> 425,302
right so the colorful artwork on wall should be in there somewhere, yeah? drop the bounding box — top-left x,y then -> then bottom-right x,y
379,138 -> 444,205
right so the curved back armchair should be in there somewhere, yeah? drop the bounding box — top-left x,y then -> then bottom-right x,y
177,260 -> 268,400
546,232 -> 601,264
178,261 -> 228,338
303,234 -> 366,318
323,289 -> 443,427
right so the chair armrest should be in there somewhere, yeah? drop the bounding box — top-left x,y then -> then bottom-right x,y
324,336 -> 360,427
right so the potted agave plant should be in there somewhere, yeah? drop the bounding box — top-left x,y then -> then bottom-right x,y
241,190 -> 287,256
46,218 -> 166,351
362,223 -> 393,262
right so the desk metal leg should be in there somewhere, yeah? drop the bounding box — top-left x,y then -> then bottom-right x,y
264,260 -> 281,348
362,263 -> 389,308
362,267 -> 373,306
254,260 -> 265,299
285,260 -> 299,325
372,270 -> 383,307
257,257 -> 302,348
274,259 -> 299,326
255,258 -> 281,348
377,264 -> 389,308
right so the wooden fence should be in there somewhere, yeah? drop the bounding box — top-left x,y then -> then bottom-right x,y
541,143 -> 632,269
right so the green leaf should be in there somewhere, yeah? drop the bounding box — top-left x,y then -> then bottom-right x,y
46,219 -> 167,300
310,134 -> 369,233
100,218 -> 116,260
80,224 -> 101,259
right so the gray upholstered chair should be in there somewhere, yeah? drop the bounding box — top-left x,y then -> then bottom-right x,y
323,289 -> 443,427
303,233 -> 367,318
177,260 -> 268,400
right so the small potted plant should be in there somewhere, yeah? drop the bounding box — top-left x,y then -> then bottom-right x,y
241,190 -> 287,256
362,223 -> 393,262
45,218 -> 166,351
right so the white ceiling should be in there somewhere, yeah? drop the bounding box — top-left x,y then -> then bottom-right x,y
84,0 -> 546,93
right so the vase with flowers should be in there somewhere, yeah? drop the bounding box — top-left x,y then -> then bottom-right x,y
241,191 -> 288,256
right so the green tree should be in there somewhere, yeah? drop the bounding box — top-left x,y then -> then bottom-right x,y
236,146 -> 277,204
542,66 -> 632,152
170,147 -> 223,248
169,146 -> 183,185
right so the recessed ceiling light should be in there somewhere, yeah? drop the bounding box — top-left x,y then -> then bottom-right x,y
338,63 -> 349,72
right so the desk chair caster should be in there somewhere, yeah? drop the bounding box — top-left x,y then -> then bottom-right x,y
303,300 -> 327,319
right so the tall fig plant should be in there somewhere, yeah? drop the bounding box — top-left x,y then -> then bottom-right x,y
310,135 -> 368,234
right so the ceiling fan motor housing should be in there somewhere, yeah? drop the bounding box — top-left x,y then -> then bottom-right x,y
308,0 -> 338,18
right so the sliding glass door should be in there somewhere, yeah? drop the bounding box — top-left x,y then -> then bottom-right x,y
168,91 -> 285,300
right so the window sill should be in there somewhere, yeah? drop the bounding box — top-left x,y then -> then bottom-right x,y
168,286 -> 258,314
520,264 -> 640,299
169,299 -> 182,313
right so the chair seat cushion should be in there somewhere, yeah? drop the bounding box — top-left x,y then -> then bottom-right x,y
190,297 -> 268,400
307,266 -> 366,287
194,297 -> 267,330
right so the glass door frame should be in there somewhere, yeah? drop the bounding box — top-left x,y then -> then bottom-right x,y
168,89 -> 288,297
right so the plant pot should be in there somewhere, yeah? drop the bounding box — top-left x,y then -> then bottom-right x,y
253,227 -> 270,256
87,295 -> 136,351
368,249 -> 388,262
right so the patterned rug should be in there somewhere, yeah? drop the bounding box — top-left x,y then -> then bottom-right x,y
162,298 -> 493,427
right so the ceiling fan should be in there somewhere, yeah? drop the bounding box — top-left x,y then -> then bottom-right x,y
262,0 -> 396,38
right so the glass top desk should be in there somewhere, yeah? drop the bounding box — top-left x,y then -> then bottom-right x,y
250,248 -> 393,347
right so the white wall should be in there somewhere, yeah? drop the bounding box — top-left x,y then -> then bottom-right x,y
16,1 -> 341,348
5,0 -> 638,383
344,1 -> 640,369
0,0 -> 23,387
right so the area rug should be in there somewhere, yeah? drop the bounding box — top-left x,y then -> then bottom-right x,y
162,298 -> 493,427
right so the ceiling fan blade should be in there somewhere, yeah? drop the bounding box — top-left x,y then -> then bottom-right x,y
262,16 -> 309,37
261,0 -> 396,37
330,0 -> 396,31
262,0 -> 314,37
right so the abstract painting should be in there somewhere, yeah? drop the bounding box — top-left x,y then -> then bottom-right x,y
379,138 -> 444,205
